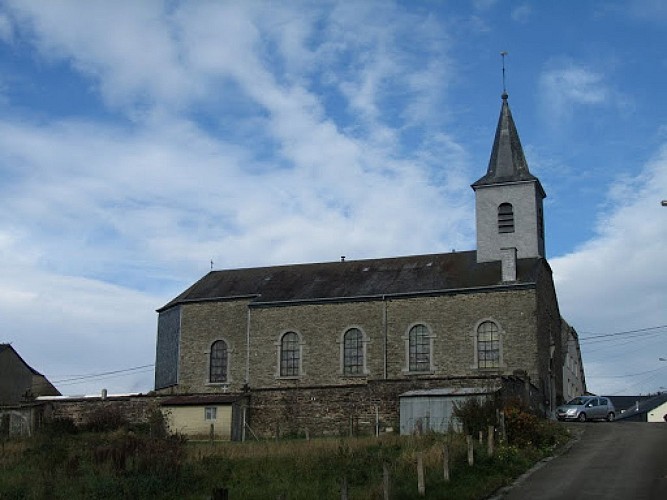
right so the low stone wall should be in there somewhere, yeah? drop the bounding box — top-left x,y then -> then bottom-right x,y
27,375 -> 542,439
246,375 -> 543,439
46,395 -> 163,427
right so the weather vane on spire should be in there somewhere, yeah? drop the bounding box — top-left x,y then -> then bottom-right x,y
500,51 -> 509,96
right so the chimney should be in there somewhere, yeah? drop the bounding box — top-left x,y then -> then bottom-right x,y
500,247 -> 517,282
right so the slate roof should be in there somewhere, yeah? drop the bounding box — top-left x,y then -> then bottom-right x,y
607,395 -> 653,413
615,392 -> 667,421
159,251 -> 544,312
472,93 -> 545,197
0,343 -> 43,376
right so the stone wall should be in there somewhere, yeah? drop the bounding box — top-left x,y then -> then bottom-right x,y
46,395 -> 163,427
535,262 -> 565,407
246,375 -> 543,438
170,286 -> 542,395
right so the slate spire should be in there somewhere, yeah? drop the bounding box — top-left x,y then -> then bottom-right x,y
472,93 -> 543,193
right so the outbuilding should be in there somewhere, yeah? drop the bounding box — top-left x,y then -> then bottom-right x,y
161,394 -> 248,440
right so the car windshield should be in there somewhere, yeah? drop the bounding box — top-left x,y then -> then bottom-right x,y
566,397 -> 589,406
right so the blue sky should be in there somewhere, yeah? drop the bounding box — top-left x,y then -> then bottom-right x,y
0,0 -> 665,397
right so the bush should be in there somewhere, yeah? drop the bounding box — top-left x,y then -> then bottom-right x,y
41,417 -> 78,436
504,404 -> 566,451
84,406 -> 128,432
452,396 -> 498,436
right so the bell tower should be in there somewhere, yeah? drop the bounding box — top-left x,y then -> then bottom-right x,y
472,92 -> 546,265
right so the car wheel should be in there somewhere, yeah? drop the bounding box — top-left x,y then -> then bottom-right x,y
578,412 -> 587,422
607,412 -> 615,422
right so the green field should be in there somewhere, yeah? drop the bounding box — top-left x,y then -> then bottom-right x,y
0,408 -> 569,499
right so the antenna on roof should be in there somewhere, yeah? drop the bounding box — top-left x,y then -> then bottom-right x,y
210,259 -> 214,270
500,51 -> 509,97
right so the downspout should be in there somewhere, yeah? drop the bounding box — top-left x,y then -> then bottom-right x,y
245,307 -> 251,386
382,295 -> 388,380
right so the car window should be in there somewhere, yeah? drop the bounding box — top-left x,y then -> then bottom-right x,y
600,398 -> 608,405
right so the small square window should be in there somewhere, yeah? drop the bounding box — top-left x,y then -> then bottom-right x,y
205,407 -> 217,421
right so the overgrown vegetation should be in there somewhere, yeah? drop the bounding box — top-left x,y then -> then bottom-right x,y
0,405 -> 570,499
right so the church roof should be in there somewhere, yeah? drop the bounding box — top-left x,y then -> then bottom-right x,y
472,93 -> 544,196
158,251 -> 544,311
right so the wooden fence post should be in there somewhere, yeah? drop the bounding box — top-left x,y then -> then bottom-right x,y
383,462 -> 391,500
500,410 -> 507,443
417,452 -> 425,496
210,423 -> 215,445
443,444 -> 450,481
340,476 -> 348,500
467,434 -> 474,466
487,425 -> 495,457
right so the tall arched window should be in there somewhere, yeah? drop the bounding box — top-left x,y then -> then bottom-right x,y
477,321 -> 500,368
280,332 -> 300,377
343,328 -> 364,375
209,340 -> 228,383
498,203 -> 514,233
409,324 -> 430,372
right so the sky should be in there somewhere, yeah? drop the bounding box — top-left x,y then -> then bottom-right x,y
0,0 -> 665,398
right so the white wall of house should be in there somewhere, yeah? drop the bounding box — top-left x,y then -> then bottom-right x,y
162,404 -> 233,439
647,401 -> 667,423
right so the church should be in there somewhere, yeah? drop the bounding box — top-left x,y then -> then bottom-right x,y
153,93 -> 585,438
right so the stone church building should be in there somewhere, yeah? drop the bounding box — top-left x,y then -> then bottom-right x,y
154,93 -> 584,438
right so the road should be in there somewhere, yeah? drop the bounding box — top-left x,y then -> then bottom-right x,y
498,422 -> 667,500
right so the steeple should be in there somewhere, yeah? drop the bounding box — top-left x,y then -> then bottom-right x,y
472,93 -> 543,194
472,93 -> 547,265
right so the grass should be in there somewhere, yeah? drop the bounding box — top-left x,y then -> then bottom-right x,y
0,424 -> 570,499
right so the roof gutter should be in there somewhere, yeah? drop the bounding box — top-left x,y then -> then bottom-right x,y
249,282 -> 536,308
156,294 -> 261,313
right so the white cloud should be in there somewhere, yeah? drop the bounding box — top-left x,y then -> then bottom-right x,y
0,230 -> 161,395
0,12 -> 13,42
511,4 -> 532,23
0,1 -> 479,395
538,60 -> 614,124
551,143 -> 667,395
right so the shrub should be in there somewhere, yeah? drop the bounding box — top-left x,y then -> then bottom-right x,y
41,417 -> 78,436
84,406 -> 128,432
148,408 -> 170,438
452,396 -> 497,437
503,404 -> 566,451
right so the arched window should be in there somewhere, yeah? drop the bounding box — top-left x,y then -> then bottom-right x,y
498,203 -> 514,233
280,332 -> 300,377
477,321 -> 500,368
209,340 -> 228,383
409,324 -> 430,372
343,328 -> 364,375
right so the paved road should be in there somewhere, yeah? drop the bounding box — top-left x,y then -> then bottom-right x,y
498,422 -> 667,500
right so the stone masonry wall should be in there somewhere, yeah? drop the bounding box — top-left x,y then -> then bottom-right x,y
171,287 -> 542,394
247,376 -> 543,438
179,300 -> 251,393
47,395 -> 163,427
535,263 -> 564,407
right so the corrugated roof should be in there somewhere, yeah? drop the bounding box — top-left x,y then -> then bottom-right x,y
158,251 -> 543,311
400,387 -> 494,398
